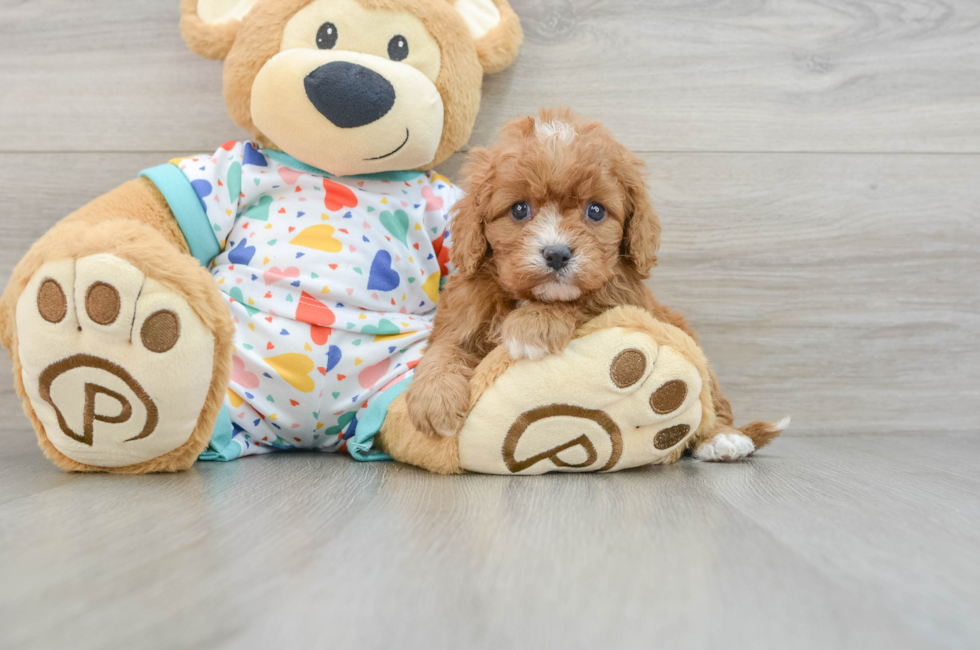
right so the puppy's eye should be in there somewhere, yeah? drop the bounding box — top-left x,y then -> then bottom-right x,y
586,202 -> 606,222
511,202 -> 531,221
316,22 -> 338,49
388,35 -> 409,61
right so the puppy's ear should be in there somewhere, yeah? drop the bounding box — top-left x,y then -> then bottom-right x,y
619,152 -> 662,275
449,148 -> 494,279
181,0 -> 261,60
453,0 -> 524,74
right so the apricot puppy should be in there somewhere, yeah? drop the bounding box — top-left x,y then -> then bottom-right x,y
405,108 -> 785,460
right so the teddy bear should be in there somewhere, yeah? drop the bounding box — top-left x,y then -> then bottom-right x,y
0,0 -> 781,476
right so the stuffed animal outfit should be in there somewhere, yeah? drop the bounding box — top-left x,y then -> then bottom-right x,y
0,0 -> 736,475
146,143 -> 460,460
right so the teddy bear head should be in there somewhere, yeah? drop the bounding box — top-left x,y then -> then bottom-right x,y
180,0 -> 522,177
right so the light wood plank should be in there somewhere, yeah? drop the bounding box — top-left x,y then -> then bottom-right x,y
0,431 -> 977,650
0,152 -> 186,284
641,152 -> 980,435
1,152 -> 976,436
2,1 -> 979,153
0,1 -> 245,153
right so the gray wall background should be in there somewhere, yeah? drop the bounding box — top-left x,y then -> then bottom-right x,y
1,0 -> 977,436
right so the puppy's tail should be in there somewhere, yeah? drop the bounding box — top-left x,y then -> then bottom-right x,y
738,416 -> 791,451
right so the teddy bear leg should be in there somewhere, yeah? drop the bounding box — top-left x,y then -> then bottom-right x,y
1,217 -> 233,474
454,306 -> 719,475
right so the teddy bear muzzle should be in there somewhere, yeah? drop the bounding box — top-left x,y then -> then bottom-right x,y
251,49 -> 444,176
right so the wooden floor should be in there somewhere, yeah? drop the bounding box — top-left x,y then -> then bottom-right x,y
0,1 -> 978,648
1,422 -> 978,650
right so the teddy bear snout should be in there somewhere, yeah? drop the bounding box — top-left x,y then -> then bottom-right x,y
303,61 -> 396,129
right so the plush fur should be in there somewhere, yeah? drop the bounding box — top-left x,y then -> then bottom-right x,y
184,0 -> 522,172
405,109 -> 783,455
181,0 -> 244,60
472,0 -> 522,74
0,0 -> 523,473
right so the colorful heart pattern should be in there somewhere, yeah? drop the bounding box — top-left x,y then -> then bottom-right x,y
367,251 -> 400,291
290,224 -> 343,253
173,140 -> 459,457
230,354 -> 260,389
324,179 -> 358,211
421,185 -> 444,212
379,209 -> 409,246
263,266 -> 300,286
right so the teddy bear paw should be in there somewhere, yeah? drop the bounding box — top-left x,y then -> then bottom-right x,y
15,254 -> 216,469
457,316 -> 708,475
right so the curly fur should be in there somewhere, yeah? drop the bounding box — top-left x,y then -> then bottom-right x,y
405,109 -> 784,453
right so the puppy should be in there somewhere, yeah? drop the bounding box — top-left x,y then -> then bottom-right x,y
405,108 -> 784,460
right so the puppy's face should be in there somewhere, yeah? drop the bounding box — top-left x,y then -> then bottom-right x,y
452,111 -> 661,302
484,123 -> 628,302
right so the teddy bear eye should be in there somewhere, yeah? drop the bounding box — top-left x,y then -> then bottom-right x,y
586,202 -> 606,222
388,35 -> 409,61
316,22 -> 338,50
511,202 -> 531,221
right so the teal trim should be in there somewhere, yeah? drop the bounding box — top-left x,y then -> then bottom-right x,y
139,163 -> 222,267
348,377 -> 416,462
198,405 -> 241,462
264,149 -> 425,184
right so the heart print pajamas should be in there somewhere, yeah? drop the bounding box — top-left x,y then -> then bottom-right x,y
141,141 -> 459,460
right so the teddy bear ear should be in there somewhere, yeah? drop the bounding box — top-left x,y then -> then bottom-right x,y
180,0 -> 262,60
452,0 -> 523,74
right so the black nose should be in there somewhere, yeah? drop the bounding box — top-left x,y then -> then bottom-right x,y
304,61 -> 396,129
542,245 -> 572,271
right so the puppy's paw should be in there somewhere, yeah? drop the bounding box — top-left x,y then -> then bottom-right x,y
501,308 -> 576,361
694,430 -> 756,462
405,372 -> 471,438
504,337 -> 550,361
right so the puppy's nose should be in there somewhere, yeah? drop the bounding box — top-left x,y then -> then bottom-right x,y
304,61 -> 396,128
542,245 -> 573,271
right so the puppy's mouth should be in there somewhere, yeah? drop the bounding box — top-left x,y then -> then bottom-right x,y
532,277 -> 582,302
529,249 -> 583,302
364,128 -> 410,161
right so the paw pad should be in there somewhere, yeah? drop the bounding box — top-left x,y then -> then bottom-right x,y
651,379 -> 688,414
609,348 -> 646,388
141,310 -> 181,353
37,279 -> 67,324
85,282 -> 121,325
654,424 -> 690,450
